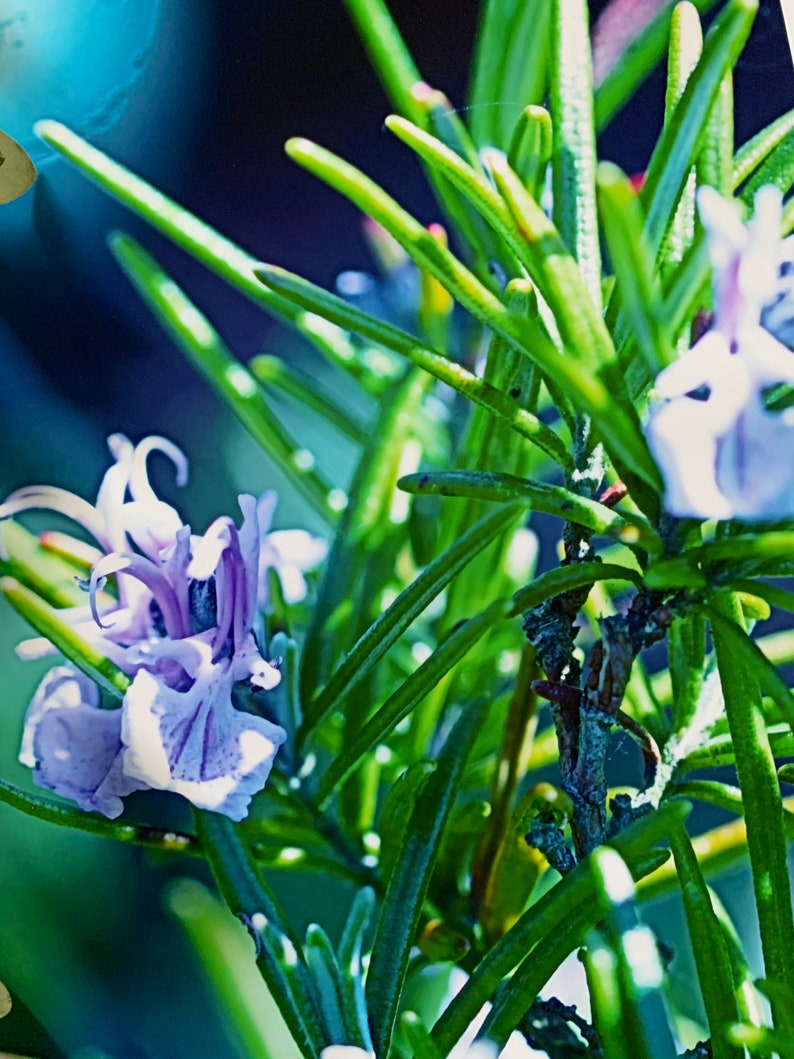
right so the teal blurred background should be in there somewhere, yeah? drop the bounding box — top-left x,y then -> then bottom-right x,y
1,1 -> 793,1055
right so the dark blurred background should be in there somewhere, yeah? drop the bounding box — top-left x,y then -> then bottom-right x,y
0,2 -> 792,1056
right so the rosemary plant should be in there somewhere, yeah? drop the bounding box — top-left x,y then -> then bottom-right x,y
3,1 -> 794,1056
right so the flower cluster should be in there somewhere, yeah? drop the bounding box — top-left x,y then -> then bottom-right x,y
647,185 -> 794,520
1,434 -> 326,821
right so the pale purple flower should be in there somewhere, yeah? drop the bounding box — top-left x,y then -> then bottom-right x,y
647,185 -> 794,520
20,665 -> 145,819
2,434 -> 318,820
255,491 -> 328,605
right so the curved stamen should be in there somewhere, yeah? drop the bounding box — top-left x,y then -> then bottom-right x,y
129,435 -> 189,504
95,435 -> 135,554
0,487 -> 107,557
90,552 -> 187,639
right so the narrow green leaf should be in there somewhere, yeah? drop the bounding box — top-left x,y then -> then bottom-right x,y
267,130 -> 664,489
337,887 -> 376,1053
384,118 -> 616,379
1,576 -> 129,699
482,147 -> 612,365
109,233 -> 337,521
509,562 -> 642,617
316,599 -> 511,805
409,85 -> 515,281
710,592 -> 794,1020
645,531 -> 794,589
482,152 -> 662,497
283,132 -> 639,472
298,368 -> 429,708
366,698 -> 489,1055
640,0 -> 757,258
342,0 -> 424,124
705,605 -> 794,734
698,72 -> 734,198
304,504 -> 524,737
549,0 -> 601,305
0,521 -> 89,609
588,848 -> 676,1059
430,800 -> 690,1055
709,890 -> 766,1027
283,137 -> 568,363
668,823 -> 742,1059
167,878 -> 303,1059
468,0 -> 550,150
667,612 -> 706,733
734,107 -> 794,189
726,578 -> 794,615
740,127 -> 794,204
194,812 -> 325,1058
255,264 -> 572,469
35,121 -> 303,325
507,105 -> 553,199
583,927 -> 630,1059
378,761 -> 436,882
398,469 -> 657,550
0,777 -> 198,853
304,925 -> 349,1043
278,138 -> 663,492
597,162 -> 674,373
593,0 -> 719,131
477,912 -> 592,1050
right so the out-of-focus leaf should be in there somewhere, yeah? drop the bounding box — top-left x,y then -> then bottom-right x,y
167,878 -> 303,1059
342,0 -> 424,125
0,521 -> 89,609
587,848 -> 675,1059
303,503 -> 523,737
366,698 -> 488,1055
315,599 -> 510,803
298,368 -> 429,709
468,0 -> 551,150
